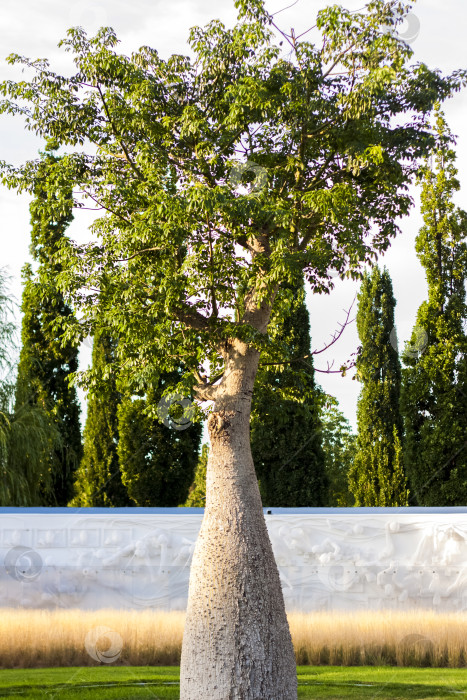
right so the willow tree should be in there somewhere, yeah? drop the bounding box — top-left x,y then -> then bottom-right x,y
1,0 -> 464,696
0,269 -> 60,506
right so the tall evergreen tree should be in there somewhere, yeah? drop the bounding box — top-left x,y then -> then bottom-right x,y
349,266 -> 408,506
402,109 -> 467,505
250,279 -> 327,506
117,373 -> 202,506
320,396 -> 357,507
14,144 -> 82,505
71,332 -> 130,506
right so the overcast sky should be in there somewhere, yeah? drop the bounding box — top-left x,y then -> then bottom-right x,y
1,0 -> 466,430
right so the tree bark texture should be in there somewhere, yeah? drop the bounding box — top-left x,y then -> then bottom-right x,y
180,340 -> 298,699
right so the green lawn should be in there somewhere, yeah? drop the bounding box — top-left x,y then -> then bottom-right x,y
0,666 -> 466,699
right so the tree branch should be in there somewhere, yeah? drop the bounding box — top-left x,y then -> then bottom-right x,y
259,298 -> 356,373
312,296 -> 356,356
81,189 -> 133,226
173,304 -> 212,332
96,84 -> 146,182
116,247 -> 164,263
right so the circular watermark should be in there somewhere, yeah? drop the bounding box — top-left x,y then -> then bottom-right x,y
228,159 -> 268,194
157,393 -> 195,431
69,3 -> 108,29
382,12 -> 420,45
320,563 -> 359,592
399,633 -> 434,657
404,325 -> 428,359
81,335 -> 93,350
84,626 -> 123,664
4,546 -> 43,582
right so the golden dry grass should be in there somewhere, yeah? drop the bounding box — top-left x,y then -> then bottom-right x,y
0,608 -> 466,668
288,610 -> 467,667
0,609 -> 185,669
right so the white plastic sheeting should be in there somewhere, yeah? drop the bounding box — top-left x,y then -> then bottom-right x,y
1,507 -> 467,611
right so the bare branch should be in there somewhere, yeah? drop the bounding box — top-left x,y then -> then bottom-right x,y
116,247 -> 164,263
81,189 -> 133,225
312,296 -> 356,355
259,297 -> 356,373
271,20 -> 295,51
271,0 -> 300,18
314,358 -> 356,374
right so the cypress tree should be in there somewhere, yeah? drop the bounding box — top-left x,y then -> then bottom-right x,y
250,279 -> 327,506
402,109 -> 467,505
320,397 -> 357,507
14,143 -> 82,505
70,332 -> 130,506
117,373 -> 202,506
349,266 -> 408,506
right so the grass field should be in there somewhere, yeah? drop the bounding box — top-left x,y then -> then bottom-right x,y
2,608 -> 467,669
1,666 -> 467,699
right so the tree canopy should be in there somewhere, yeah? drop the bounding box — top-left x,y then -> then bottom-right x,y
0,0 -> 463,408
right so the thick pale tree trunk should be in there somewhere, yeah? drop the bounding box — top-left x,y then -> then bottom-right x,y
180,341 -> 297,700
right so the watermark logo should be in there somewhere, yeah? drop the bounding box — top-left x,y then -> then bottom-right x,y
382,12 -> 420,45
81,335 -> 93,350
228,159 -> 268,194
404,325 -> 428,359
399,632 -> 434,662
84,626 -> 123,664
157,393 -> 195,431
389,325 -> 428,359
4,546 -> 43,582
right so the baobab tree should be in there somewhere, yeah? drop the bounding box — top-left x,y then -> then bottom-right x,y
1,0 -> 464,696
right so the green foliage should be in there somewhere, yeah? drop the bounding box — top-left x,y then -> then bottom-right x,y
13,145 -> 82,505
319,397 -> 356,507
349,266 -> 408,506
0,2 -> 464,425
0,269 -> 61,506
401,109 -> 467,505
0,269 -> 16,379
117,375 -> 202,507
70,332 -> 130,507
184,443 -> 209,507
250,279 -> 327,506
